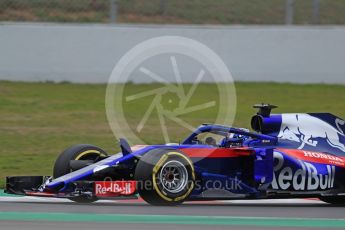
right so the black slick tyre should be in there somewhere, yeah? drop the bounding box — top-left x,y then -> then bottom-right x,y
53,144 -> 108,203
135,148 -> 195,206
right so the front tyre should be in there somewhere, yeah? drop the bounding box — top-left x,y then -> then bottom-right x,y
135,149 -> 195,206
53,144 -> 108,203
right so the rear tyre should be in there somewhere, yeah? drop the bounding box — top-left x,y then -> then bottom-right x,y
135,149 -> 195,206
320,196 -> 345,205
53,144 -> 108,203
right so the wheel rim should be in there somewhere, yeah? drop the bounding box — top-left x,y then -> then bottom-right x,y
159,160 -> 188,194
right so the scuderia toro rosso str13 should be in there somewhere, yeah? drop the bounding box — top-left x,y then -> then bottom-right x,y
5,104 -> 345,205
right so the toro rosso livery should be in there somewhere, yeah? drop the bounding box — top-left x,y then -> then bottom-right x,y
5,104 -> 345,205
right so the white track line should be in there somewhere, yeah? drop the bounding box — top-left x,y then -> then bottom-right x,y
0,196 -> 73,203
0,196 -> 325,204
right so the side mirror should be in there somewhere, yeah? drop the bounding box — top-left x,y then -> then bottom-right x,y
119,138 -> 132,156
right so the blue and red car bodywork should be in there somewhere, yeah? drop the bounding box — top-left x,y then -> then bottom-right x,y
5,106 -> 345,203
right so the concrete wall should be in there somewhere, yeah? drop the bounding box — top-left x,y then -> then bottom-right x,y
0,22 -> 345,84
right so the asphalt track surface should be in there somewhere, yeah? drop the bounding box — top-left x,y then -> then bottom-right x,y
1,194 -> 345,230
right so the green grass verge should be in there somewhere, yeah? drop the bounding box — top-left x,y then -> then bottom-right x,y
0,81 -> 344,188
1,0 -> 345,24
0,189 -> 22,197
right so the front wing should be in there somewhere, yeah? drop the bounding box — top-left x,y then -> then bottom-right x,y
5,176 -> 138,200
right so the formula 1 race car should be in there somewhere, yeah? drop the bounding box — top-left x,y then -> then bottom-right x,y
5,104 -> 345,205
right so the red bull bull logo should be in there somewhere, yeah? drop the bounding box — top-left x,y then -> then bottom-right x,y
278,114 -> 345,152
